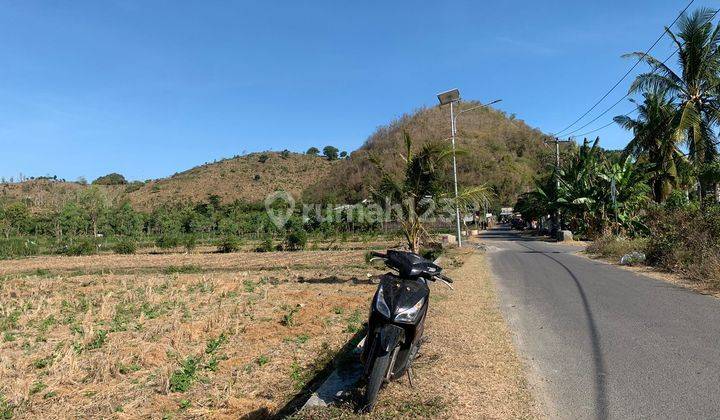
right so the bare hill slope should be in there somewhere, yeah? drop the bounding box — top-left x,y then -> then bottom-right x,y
303,102 -> 554,206
126,152 -> 336,209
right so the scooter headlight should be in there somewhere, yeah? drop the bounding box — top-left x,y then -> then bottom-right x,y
375,286 -> 391,319
394,298 -> 425,323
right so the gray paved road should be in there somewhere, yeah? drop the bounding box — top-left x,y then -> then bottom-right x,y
482,227 -> 720,419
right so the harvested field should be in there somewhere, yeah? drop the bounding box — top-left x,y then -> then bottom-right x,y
0,249 -> 389,418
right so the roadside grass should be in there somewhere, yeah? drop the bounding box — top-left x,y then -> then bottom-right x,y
0,247 -> 388,418
585,235 -> 720,298
586,234 -> 648,260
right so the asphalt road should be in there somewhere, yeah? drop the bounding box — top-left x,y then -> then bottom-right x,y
482,227 -> 720,419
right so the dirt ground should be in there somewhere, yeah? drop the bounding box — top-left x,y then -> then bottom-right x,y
0,249 -> 387,419
299,247 -> 539,419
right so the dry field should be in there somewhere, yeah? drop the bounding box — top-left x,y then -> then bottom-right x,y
0,245 -> 537,419
0,248 -> 387,418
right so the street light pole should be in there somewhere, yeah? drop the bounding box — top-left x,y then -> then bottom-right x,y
449,100 -> 462,247
437,89 -> 502,247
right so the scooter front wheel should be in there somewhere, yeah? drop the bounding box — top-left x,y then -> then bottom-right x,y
360,348 -> 391,413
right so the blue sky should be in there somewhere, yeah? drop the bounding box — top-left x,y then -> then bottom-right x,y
0,1 -> 704,181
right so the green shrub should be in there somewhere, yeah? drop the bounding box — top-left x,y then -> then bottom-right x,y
62,238 -> 98,256
0,394 -> 15,419
255,237 -> 274,252
217,235 -> 240,253
284,229 -> 307,251
113,239 -> 136,255
182,235 -> 197,253
169,357 -> 200,393
92,173 -> 127,185
155,235 -> 179,249
0,238 -> 40,259
420,242 -> 443,262
644,203 -> 720,286
86,330 -> 108,350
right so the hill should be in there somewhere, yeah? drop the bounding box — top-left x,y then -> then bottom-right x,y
2,102 -> 555,213
0,179 -> 125,211
303,102 -> 555,207
125,152 -> 336,210
1,152 -> 337,212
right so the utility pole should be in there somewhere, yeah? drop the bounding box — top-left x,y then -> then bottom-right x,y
611,176 -> 619,235
545,138 -> 571,237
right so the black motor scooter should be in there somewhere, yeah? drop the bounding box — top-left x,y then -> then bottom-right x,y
359,250 -> 453,412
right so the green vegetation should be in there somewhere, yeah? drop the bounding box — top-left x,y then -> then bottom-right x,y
306,147 -> 320,156
281,305 -> 300,327
517,9 -> 720,290
216,235 -> 241,253
645,200 -> 720,285
113,238 -> 136,254
322,146 -> 339,161
516,138 -> 650,238
625,8 -> 720,201
169,356 -> 200,393
0,394 -> 14,419
0,188 -> 385,258
371,132 -> 491,252
92,173 -> 128,185
85,330 -> 108,350
62,238 -> 99,256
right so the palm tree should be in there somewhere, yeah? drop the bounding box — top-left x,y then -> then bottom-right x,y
627,7 -> 720,198
614,89 -> 685,202
370,132 -> 492,252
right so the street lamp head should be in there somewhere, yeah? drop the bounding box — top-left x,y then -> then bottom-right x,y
437,88 -> 460,105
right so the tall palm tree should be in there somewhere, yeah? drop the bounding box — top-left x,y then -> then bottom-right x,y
614,89 -> 685,202
627,7 -> 720,198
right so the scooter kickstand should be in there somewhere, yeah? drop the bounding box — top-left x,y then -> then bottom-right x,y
407,367 -> 415,388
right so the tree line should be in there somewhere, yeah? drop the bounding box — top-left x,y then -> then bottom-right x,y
0,185 -> 383,257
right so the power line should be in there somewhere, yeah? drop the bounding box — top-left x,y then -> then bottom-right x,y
552,0 -> 696,137
563,49 -> 676,137
562,7 -> 720,139
570,107 -> 639,139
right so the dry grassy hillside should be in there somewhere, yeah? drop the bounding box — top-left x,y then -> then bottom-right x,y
126,152 -> 336,210
0,180 -> 124,211
303,102 -> 555,206
1,152 -> 336,212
